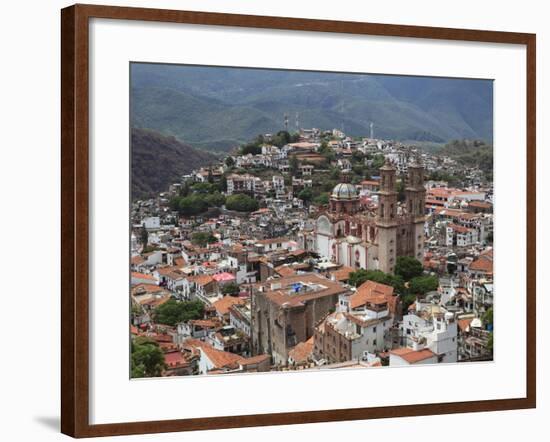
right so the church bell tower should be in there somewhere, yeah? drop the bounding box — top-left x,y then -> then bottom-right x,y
405,156 -> 426,261
376,159 -> 398,273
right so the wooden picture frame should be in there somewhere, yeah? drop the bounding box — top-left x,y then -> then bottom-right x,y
61,3 -> 536,438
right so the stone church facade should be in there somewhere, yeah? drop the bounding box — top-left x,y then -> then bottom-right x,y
314,159 -> 426,274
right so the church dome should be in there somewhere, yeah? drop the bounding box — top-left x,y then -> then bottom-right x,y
331,183 -> 358,199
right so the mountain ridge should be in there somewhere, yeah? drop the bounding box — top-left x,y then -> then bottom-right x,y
131,128 -> 216,200
130,64 -> 493,152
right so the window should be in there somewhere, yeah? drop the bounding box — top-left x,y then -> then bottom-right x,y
373,339 -> 377,346
373,326 -> 377,333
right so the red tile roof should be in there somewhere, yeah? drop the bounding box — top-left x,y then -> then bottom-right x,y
188,274 -> 215,286
184,339 -> 243,370
351,280 -> 395,311
390,347 -> 436,364
330,266 -> 354,282
469,254 -> 493,273
289,337 -> 314,364
458,318 -> 474,332
131,272 -> 157,281
212,296 -> 246,316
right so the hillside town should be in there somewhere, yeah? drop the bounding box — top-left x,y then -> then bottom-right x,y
130,127 -> 494,378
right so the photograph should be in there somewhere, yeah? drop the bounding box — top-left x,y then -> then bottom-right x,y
129,63 -> 495,378
0,0 -> 541,439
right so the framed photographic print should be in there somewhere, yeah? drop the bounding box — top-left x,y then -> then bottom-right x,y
61,3 -> 536,438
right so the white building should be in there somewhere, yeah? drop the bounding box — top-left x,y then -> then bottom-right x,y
226,174 -> 261,195
397,303 -> 458,364
445,223 -> 479,247
141,216 -> 160,230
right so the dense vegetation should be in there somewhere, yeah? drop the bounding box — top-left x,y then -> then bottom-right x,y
131,337 -> 166,378
222,282 -> 240,296
438,139 -> 493,180
131,128 -> 216,200
348,257 -> 439,312
191,232 -> 217,247
394,256 -> 424,281
152,299 -> 205,326
169,181 -> 227,216
225,193 -> 259,212
131,64 -> 493,152
349,269 -> 405,293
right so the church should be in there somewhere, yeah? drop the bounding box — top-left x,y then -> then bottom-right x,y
314,159 -> 426,274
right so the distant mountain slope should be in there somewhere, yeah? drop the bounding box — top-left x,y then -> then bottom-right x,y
130,64 -> 493,151
131,128 -> 216,200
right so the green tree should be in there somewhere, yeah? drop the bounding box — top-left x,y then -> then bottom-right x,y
370,154 -> 385,170
204,192 -> 226,207
178,181 -> 190,197
401,293 -> 417,313
191,231 -> 217,247
140,227 -> 148,247
131,337 -> 166,378
409,275 -> 439,295
349,269 -> 370,287
349,269 -> 404,292
226,194 -> 259,212
169,196 -> 181,211
222,282 -> 240,296
351,150 -> 365,163
313,192 -> 329,206
225,156 -> 235,167
482,307 -> 493,328
395,256 -> 424,281
153,299 -> 205,326
298,188 -> 313,203
271,130 -> 295,147
178,194 -> 209,216
241,143 -> 262,155
352,164 -> 366,178
191,182 -> 219,194
219,174 -> 228,193
319,141 -> 335,163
